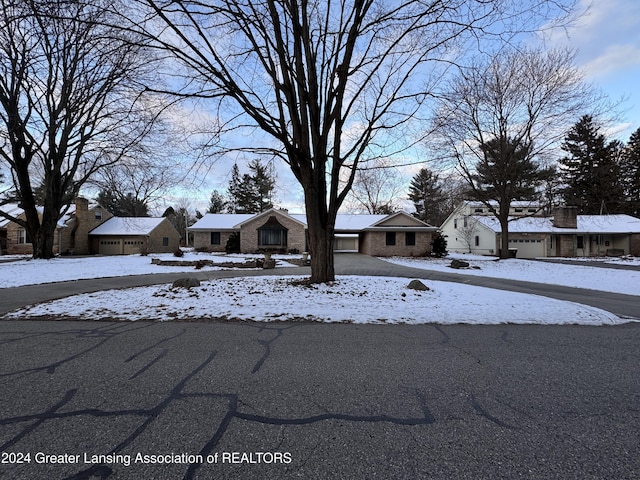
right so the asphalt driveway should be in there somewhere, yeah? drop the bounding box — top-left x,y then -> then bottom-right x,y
1,320 -> 639,479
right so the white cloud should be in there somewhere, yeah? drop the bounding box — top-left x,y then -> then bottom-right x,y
582,44 -> 640,78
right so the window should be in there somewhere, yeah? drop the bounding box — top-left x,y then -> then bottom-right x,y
474,208 -> 484,213
386,232 -> 396,246
577,236 -> 584,249
162,237 -> 169,247
405,232 -> 415,246
17,228 -> 30,244
94,208 -> 103,220
454,219 -> 458,229
474,235 -> 479,246
259,229 -> 287,246
257,216 -> 288,247
210,232 -> 221,245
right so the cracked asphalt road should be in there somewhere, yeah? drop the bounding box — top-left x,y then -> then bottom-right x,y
1,320 -> 639,479
1,254 -> 639,478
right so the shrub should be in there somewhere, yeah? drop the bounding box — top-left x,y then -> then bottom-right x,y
225,232 -> 241,253
174,248 -> 184,257
431,231 -> 448,257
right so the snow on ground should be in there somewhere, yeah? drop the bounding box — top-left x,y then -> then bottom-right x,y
382,254 -> 640,296
0,252 -> 299,288
4,275 -> 625,326
2,252 -> 638,325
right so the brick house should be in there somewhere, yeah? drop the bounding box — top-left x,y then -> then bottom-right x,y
0,197 -> 112,255
88,217 -> 181,255
1,197 -> 181,256
189,208 -> 437,256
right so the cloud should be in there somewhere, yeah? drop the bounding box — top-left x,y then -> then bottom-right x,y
582,44 -> 640,78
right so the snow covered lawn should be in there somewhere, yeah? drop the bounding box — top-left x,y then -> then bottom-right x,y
0,252 -> 299,288
4,275 -> 624,325
382,254 -> 640,296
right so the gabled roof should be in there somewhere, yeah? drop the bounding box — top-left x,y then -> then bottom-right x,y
189,210 -> 435,232
0,203 -> 88,229
474,214 -> 640,234
89,217 -> 167,236
190,213 -> 254,230
236,208 -> 307,228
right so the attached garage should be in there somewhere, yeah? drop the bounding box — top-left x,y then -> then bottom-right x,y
89,217 -> 181,255
508,238 -> 546,259
334,234 -> 359,252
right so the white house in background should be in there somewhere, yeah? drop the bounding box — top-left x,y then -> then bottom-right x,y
441,201 -> 640,258
189,208 -> 437,256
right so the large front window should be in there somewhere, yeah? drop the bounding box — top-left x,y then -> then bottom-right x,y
257,216 -> 288,247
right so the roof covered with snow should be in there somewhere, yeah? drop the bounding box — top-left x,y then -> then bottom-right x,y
474,214 -> 640,234
89,217 -> 166,236
0,201 -> 103,229
189,210 -> 430,232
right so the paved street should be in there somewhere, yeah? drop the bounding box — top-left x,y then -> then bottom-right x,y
1,320 -> 639,479
1,254 -> 639,479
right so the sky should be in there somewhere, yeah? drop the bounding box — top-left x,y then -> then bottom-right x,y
546,0 -> 640,138
177,0 -> 640,215
2,0 -> 639,217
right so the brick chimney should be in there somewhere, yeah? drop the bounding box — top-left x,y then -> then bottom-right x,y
552,206 -> 577,228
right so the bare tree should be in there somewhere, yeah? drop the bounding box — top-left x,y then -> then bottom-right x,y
133,0 -> 575,282
0,0 -> 165,258
432,47 -> 601,258
91,156 -> 178,214
346,159 -> 404,214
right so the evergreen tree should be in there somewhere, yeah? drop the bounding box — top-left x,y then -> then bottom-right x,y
408,168 -> 448,225
470,136 -> 553,258
248,159 -> 276,212
96,190 -> 149,217
559,115 -> 624,214
621,127 -> 640,215
227,160 -> 275,213
207,190 -> 227,213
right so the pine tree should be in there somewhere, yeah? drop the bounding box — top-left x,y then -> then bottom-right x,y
559,115 -> 624,214
207,190 -> 227,213
227,161 -> 275,213
621,127 -> 640,215
96,190 -> 148,217
469,136 -> 553,258
407,168 -> 447,225
248,159 -> 276,212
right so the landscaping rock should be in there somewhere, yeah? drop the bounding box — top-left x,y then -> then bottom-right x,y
407,279 -> 430,291
172,277 -> 201,289
263,259 -> 276,269
450,259 -> 470,269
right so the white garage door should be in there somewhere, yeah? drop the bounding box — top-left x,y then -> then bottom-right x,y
509,239 -> 545,259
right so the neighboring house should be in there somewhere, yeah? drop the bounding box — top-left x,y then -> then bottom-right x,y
0,197 -> 112,255
89,217 -> 181,255
441,201 -> 640,258
189,208 -> 437,256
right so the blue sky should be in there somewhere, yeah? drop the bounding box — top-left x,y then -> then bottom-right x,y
195,0 -> 640,213
548,0 -> 640,139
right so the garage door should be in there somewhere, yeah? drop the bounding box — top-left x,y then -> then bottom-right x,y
509,239 -> 545,259
334,235 -> 359,252
99,239 -> 123,255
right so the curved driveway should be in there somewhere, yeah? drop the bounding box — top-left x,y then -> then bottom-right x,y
0,253 -> 638,319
